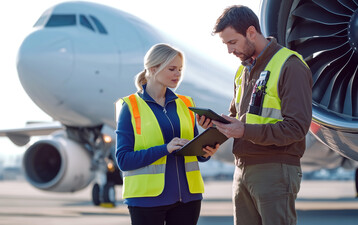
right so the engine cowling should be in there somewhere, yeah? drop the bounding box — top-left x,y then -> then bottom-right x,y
260,0 -> 358,161
23,131 -> 94,192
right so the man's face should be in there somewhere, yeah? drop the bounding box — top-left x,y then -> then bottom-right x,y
219,26 -> 255,62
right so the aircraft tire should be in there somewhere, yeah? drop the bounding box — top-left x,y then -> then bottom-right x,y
92,183 -> 101,206
103,182 -> 116,205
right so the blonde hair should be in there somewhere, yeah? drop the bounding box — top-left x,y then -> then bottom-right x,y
135,43 -> 184,91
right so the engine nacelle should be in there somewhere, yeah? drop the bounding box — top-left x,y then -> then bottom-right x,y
260,0 -> 358,161
23,131 -> 94,192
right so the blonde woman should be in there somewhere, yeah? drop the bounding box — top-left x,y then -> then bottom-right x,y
115,43 -> 219,225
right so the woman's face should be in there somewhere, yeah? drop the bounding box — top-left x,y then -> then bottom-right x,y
153,55 -> 183,89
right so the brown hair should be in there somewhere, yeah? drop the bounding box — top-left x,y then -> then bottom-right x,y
212,5 -> 261,36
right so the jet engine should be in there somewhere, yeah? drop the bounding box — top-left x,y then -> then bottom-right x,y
23,131 -> 94,192
260,0 -> 358,161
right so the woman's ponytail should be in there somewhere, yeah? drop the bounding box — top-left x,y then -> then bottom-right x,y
135,69 -> 147,91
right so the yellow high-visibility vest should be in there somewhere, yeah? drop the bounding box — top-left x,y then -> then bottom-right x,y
235,47 -> 308,124
116,93 -> 204,198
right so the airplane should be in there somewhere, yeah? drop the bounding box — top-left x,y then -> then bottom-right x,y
0,1 -> 234,206
0,0 -> 357,207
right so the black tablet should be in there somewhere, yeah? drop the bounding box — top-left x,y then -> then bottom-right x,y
189,107 -> 230,124
175,127 -> 228,156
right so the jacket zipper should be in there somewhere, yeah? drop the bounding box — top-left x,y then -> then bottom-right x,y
162,103 -> 182,202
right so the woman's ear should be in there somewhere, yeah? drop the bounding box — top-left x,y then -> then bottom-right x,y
149,67 -> 157,75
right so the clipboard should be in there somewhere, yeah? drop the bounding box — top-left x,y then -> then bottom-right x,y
188,107 -> 230,124
175,127 -> 228,156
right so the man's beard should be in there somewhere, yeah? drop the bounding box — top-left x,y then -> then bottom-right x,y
234,38 -> 255,62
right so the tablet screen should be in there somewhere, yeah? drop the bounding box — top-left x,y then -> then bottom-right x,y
175,127 -> 228,156
189,107 -> 230,124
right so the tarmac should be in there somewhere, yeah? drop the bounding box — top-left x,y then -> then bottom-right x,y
0,179 -> 357,225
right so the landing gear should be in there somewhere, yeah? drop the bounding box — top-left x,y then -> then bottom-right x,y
92,182 -> 116,206
355,168 -> 358,198
65,125 -> 122,206
91,157 -> 122,207
103,182 -> 116,204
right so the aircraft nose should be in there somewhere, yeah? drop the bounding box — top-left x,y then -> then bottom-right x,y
16,30 -> 74,97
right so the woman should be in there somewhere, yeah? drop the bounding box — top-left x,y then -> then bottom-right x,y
115,43 -> 219,225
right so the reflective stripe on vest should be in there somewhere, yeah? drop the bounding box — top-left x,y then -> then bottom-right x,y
177,94 -> 195,128
123,164 -> 165,177
235,47 -> 308,124
128,94 -> 141,134
117,93 -> 204,198
235,66 -> 245,119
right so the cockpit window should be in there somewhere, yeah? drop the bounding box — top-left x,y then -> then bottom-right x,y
89,15 -> 108,34
39,13 -> 108,35
45,15 -> 76,27
34,15 -> 48,27
80,15 -> 94,31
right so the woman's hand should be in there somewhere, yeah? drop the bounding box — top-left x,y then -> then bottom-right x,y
202,143 -> 220,158
196,114 -> 213,129
167,137 -> 189,153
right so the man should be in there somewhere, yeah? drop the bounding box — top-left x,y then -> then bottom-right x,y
196,5 -> 312,225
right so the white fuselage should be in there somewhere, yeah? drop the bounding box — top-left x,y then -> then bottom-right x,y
16,2 -> 233,131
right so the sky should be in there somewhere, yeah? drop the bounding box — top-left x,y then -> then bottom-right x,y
0,0 -> 261,162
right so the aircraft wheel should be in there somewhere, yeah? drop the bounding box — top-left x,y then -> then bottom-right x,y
92,183 -> 101,206
355,168 -> 358,198
103,182 -> 116,205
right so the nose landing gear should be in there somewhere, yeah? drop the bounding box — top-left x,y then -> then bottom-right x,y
92,182 -> 116,207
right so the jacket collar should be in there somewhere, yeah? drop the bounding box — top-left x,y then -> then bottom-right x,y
242,37 -> 277,69
254,37 -> 280,67
137,84 -> 178,104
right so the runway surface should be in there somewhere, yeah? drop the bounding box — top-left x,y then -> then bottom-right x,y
0,179 -> 357,225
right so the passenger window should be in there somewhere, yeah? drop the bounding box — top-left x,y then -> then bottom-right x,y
89,15 -> 108,34
45,14 -> 76,27
80,15 -> 95,31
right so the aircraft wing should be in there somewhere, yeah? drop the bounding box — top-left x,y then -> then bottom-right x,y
0,122 -> 63,146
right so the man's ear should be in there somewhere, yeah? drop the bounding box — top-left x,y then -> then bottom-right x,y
246,25 -> 257,41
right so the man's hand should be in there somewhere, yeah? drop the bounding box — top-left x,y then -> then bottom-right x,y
196,114 -> 213,129
212,115 -> 244,138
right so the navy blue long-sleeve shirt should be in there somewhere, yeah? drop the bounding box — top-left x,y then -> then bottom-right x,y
115,85 -> 209,207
